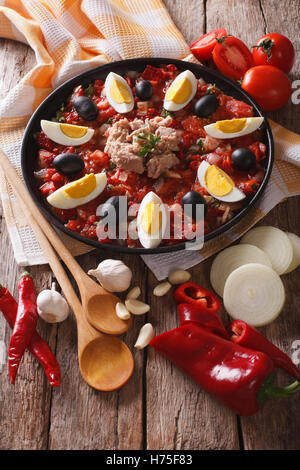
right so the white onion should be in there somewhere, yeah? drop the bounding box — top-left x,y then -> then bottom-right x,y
223,263 -> 285,327
240,226 -> 293,275
210,244 -> 272,297
284,232 -> 300,274
206,152 -> 223,165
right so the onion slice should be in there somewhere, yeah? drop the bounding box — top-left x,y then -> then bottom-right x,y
284,232 -> 300,274
210,244 -> 272,297
223,263 -> 285,327
240,226 -> 293,275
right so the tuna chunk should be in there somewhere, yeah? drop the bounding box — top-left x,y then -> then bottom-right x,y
129,119 -> 145,131
147,153 -> 179,179
106,140 -> 144,174
155,126 -> 182,152
104,117 -> 180,178
148,115 -> 173,130
104,118 -> 144,173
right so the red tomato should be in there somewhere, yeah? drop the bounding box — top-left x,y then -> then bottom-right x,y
190,28 -> 227,61
181,115 -> 206,137
242,65 -> 291,111
252,33 -> 295,73
212,36 -> 255,80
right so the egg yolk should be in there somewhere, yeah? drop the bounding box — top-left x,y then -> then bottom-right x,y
215,118 -> 246,133
205,165 -> 235,197
110,80 -> 132,104
60,123 -> 88,138
141,202 -> 162,234
166,78 -> 192,104
64,174 -> 96,199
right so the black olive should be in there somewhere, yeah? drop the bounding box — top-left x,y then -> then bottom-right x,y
53,153 -> 85,176
99,196 -> 128,224
231,148 -> 256,171
194,94 -> 219,118
73,95 -> 98,121
135,80 -> 153,101
181,191 -> 207,220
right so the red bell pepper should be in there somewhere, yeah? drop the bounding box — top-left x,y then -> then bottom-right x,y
150,323 -> 300,416
229,320 -> 300,380
0,284 -> 61,386
174,282 -> 221,314
8,272 -> 39,384
178,303 -> 229,338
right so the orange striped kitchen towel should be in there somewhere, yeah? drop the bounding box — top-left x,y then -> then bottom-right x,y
0,0 -> 299,279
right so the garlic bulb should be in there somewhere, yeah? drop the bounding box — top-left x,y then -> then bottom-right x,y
37,283 -> 69,323
88,259 -> 132,292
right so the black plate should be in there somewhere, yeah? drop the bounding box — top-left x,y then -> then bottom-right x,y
21,58 -> 274,254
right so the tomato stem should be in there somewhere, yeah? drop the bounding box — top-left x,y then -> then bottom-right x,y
215,34 -> 232,44
252,38 -> 274,61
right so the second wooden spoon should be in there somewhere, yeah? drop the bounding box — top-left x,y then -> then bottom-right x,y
0,150 -> 134,390
0,149 -> 130,336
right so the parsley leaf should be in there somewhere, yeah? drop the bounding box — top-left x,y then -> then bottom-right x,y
137,132 -> 147,140
196,138 -> 204,148
137,132 -> 161,158
161,108 -> 174,118
205,84 -> 220,95
84,83 -> 94,97
55,103 -> 66,122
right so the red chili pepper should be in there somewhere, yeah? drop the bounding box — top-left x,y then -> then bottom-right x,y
0,284 -> 61,386
150,324 -> 300,416
178,303 -> 229,338
8,272 -> 39,384
174,282 -> 221,314
229,320 -> 300,380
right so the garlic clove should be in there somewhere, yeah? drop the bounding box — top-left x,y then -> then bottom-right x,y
168,269 -> 191,285
126,286 -> 141,300
125,299 -> 150,315
135,323 -> 154,349
115,302 -> 131,320
153,281 -> 172,297
88,259 -> 132,292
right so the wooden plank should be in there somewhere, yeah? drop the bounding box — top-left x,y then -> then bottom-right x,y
0,38 -> 54,450
207,0 -> 300,450
1,0 -> 299,450
146,0 -> 239,450
48,250 -> 146,450
164,0 -> 205,44
238,0 -> 300,450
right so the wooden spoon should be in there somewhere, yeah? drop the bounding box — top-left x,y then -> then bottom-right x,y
0,150 -> 130,336
0,151 -> 134,391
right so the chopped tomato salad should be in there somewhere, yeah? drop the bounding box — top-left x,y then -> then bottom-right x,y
35,64 -> 267,249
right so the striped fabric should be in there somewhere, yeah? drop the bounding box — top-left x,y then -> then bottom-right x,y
0,0 -> 299,278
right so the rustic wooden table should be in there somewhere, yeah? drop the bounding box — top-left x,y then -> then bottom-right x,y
0,0 -> 299,451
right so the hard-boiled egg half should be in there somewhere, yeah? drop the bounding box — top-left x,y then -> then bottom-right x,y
105,72 -> 134,113
164,70 -> 197,112
41,120 -> 94,146
197,161 -> 245,203
137,192 -> 166,249
204,117 -> 264,139
47,173 -> 107,209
